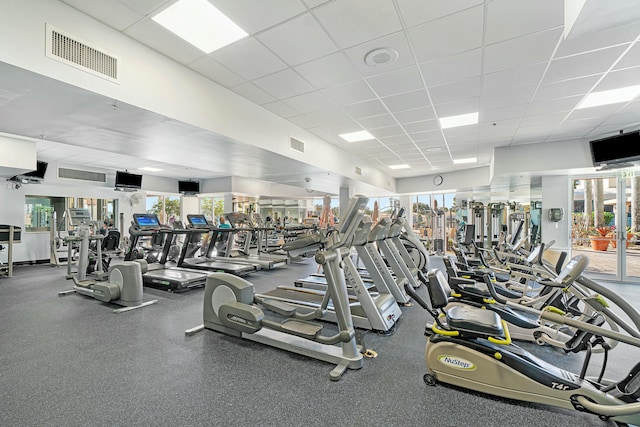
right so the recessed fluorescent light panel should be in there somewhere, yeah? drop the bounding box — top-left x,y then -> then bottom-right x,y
439,112 -> 479,129
577,85 -> 640,109
139,167 -> 163,172
339,130 -> 375,142
388,164 -> 410,170
152,0 -> 248,53
453,157 -> 477,164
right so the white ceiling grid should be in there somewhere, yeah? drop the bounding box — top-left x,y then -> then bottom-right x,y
8,0 -> 640,188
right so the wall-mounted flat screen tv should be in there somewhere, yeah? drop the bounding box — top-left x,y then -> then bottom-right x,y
589,131 -> 640,166
178,180 -> 200,195
23,161 -> 48,179
115,171 -> 143,190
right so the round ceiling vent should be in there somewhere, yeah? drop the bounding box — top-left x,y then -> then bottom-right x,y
364,48 -> 398,67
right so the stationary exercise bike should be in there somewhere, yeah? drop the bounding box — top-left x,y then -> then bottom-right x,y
406,268 -> 640,425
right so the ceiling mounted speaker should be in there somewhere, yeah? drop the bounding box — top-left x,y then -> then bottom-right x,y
364,48 -> 398,67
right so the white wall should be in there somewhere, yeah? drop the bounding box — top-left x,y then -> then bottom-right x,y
540,175 -> 572,251
397,166 -> 491,194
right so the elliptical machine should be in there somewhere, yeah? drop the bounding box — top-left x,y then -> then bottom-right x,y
406,268 -> 640,425
58,224 -> 157,313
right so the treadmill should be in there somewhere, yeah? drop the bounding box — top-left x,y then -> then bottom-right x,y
185,214 -> 281,271
176,216 -> 258,276
129,213 -> 209,292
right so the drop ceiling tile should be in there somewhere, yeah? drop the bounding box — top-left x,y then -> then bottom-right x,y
209,0 -> 307,34
396,0 -> 483,28
407,5 -> 484,63
481,85 -> 536,110
480,104 -> 528,123
366,66 -> 423,98
370,125 -> 405,138
357,114 -> 398,129
303,0 -> 330,8
343,31 -> 416,77
343,99 -> 388,119
253,69 -> 315,98
483,27 -> 562,74
433,97 -> 480,117
261,100 -> 300,118
594,66 -> 640,91
543,45 -> 628,83
283,91 -> 335,114
519,111 -> 567,128
189,57 -> 246,88
429,77 -> 482,105
321,80 -> 377,106
294,52 -> 360,88
614,42 -> 640,70
419,48 -> 482,87
231,82 -> 277,105
306,108 -> 358,130
482,63 -> 546,95
392,106 -> 436,123
313,0 -> 402,49
125,19 -> 204,64
287,114 -> 318,129
558,21 -> 640,58
377,134 -> 412,145
256,13 -> 337,66
410,129 -> 443,142
566,104 -> 621,121
382,90 -> 430,112
485,0 -> 563,44
600,111 -> 640,127
63,0 -> 143,30
402,119 -> 440,133
534,75 -> 601,101
209,38 -> 287,81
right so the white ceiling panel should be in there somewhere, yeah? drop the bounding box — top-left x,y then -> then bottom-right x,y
543,46 -> 628,83
343,99 -> 388,119
519,111 -> 568,128
303,0 -> 330,8
482,63 -> 546,94
305,108 -> 358,131
377,134 -> 412,145
282,91 -> 335,114
419,48 -> 482,88
401,120 -> 440,134
557,21 -> 640,58
483,28 -> 562,74
481,85 -> 536,110
396,0 -> 483,29
62,0 -> 144,31
429,77 -> 482,105
125,19 -> 203,65
287,114 -> 318,129
526,96 -> 581,116
294,52 -> 360,88
392,106 -> 436,124
188,57 -> 246,88
356,114 -> 398,130
369,125 -> 405,138
480,104 -> 529,123
321,80 -> 377,106
407,5 -> 484,63
381,90 -> 430,112
261,101 -> 300,118
209,38 -> 288,81
594,66 -> 640,92
256,13 -> 337,66
210,0 -> 307,35
230,82 -> 277,105
433,97 -> 480,117
484,0 -> 563,45
253,69 -> 315,99
312,0 -> 402,49
533,75 -> 602,102
614,41 -> 640,70
366,66 -> 423,98
343,31 -> 415,77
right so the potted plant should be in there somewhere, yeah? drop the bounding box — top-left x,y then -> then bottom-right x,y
611,227 -> 635,249
589,226 -> 612,251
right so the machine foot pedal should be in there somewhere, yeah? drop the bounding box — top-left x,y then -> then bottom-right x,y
280,319 -> 322,339
112,299 -> 158,314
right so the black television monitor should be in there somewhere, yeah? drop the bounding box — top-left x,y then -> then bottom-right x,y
178,180 -> 200,195
589,131 -> 640,166
23,161 -> 48,179
115,171 -> 143,190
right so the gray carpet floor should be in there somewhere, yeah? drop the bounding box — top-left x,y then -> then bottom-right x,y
1,256 -> 639,426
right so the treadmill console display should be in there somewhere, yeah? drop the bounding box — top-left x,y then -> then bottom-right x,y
134,214 -> 161,229
187,215 -> 209,228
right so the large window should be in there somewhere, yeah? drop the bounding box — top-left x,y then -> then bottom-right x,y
146,194 -> 181,225
199,196 -> 224,223
24,196 -> 117,232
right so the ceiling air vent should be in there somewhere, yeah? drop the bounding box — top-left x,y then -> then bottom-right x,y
355,166 -> 362,175
289,137 -> 305,153
58,167 -> 107,183
45,24 -> 120,83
